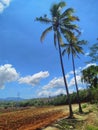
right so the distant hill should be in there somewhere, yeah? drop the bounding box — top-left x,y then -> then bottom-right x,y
0,97 -> 25,101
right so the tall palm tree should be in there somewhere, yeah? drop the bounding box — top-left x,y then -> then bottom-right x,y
36,1 -> 80,118
62,36 -> 87,113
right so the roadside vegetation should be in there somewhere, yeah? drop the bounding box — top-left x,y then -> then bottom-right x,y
53,103 -> 98,130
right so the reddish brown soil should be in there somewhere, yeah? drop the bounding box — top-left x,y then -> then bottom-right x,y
0,106 -> 68,130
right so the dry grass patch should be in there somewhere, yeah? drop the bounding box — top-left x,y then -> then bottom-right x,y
51,103 -> 98,130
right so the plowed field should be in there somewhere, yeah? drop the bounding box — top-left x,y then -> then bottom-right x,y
0,106 -> 69,130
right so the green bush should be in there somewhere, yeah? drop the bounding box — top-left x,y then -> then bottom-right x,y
82,104 -> 87,108
86,125 -> 98,130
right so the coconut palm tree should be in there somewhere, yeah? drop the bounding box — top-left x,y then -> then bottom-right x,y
62,36 -> 87,113
36,1 -> 80,118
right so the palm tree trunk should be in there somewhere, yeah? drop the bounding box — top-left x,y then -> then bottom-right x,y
57,31 -> 73,118
71,52 -> 83,113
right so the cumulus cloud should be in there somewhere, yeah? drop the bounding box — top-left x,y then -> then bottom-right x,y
68,75 -> 82,88
54,89 -> 66,95
82,63 -> 97,70
42,69 -> 83,91
18,71 -> 49,87
38,88 -> 66,97
0,64 -> 19,89
40,68 -> 85,96
42,73 -> 70,90
38,90 -> 51,97
85,52 -> 89,56
43,77 -> 64,90
0,0 -> 12,13
39,64 -> 94,97
0,2 -> 4,12
69,67 -> 82,76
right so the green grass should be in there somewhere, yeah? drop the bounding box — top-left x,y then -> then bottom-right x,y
86,125 -> 98,130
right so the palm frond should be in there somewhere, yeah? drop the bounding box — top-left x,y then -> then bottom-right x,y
74,28 -> 81,36
57,1 -> 66,10
67,47 -> 71,58
60,27 -> 74,38
61,8 -> 74,18
77,40 -> 87,45
62,44 -> 71,58
36,16 -> 51,24
41,26 -> 52,42
71,47 -> 77,57
61,16 -> 79,22
62,23 -> 80,37
75,45 -> 84,54
64,24 -> 78,30
71,44 -> 84,58
50,1 -> 66,18
69,16 -> 79,21
61,43 -> 69,47
64,30 -> 77,41
62,43 -> 69,56
62,49 -> 66,56
50,4 -> 59,17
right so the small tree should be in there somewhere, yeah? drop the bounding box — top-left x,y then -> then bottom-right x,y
81,65 -> 98,88
87,39 -> 98,63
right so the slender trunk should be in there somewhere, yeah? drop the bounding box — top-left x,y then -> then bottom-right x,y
57,31 -> 73,118
71,51 -> 83,113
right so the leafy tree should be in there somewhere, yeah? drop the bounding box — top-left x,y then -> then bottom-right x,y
81,65 -> 98,88
62,36 -> 87,113
36,1 -> 80,117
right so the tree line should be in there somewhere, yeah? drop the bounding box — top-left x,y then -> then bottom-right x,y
0,87 -> 98,109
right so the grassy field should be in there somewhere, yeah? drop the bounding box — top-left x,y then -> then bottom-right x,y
0,103 -> 98,130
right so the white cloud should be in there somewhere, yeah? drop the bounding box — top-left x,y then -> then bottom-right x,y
41,68 -> 84,92
0,64 -> 19,89
0,2 -> 4,12
38,88 -> 66,97
18,71 -> 49,87
43,77 -> 64,90
1,0 -> 11,6
65,68 -> 82,78
85,52 -> 89,56
0,0 -> 12,13
39,64 -> 93,97
38,90 -> 51,97
68,75 -> 82,88
82,63 -> 97,70
42,73 -> 70,90
54,89 -> 66,95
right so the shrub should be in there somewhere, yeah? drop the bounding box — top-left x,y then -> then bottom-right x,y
86,125 -> 98,130
82,104 -> 87,108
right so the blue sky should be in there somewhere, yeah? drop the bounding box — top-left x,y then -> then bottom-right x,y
0,0 -> 98,99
